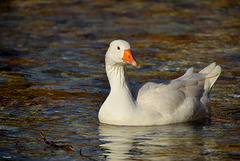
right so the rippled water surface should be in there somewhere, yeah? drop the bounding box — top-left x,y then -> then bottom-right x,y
0,0 -> 239,160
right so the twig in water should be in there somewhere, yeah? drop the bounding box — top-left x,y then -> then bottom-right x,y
39,132 -> 77,151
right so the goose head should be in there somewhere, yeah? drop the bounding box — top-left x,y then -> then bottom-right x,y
106,40 -> 137,66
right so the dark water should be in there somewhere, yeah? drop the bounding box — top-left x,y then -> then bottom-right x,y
0,0 -> 239,160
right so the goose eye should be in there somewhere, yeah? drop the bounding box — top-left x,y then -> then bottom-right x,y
117,46 -> 120,50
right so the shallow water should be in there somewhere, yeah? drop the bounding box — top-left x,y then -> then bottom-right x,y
0,0 -> 239,160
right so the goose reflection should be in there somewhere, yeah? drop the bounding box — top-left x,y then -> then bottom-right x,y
99,121 -> 211,160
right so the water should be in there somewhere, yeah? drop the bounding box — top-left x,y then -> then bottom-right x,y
0,0 -> 239,160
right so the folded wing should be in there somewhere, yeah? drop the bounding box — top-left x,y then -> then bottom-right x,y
135,63 -> 221,117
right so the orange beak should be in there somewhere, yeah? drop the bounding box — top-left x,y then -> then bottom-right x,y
122,49 -> 137,66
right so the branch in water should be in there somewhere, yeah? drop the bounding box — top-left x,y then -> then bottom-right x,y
39,132 -> 77,151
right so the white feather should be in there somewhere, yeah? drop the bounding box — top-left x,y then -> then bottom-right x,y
98,40 -> 221,126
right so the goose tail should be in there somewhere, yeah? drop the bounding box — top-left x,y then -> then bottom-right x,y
199,62 -> 221,90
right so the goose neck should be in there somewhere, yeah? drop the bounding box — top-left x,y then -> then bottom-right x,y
106,63 -> 130,91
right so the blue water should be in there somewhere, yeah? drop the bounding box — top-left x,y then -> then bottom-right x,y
0,0 -> 239,160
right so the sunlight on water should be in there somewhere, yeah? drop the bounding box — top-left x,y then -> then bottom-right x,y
0,0 -> 239,160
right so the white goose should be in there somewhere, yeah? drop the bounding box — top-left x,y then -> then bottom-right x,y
98,40 -> 221,126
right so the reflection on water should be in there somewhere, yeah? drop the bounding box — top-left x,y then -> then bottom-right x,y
0,0 -> 239,160
99,121 -> 239,161
99,123 -> 202,161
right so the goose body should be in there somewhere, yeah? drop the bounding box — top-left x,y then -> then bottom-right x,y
98,40 -> 221,126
